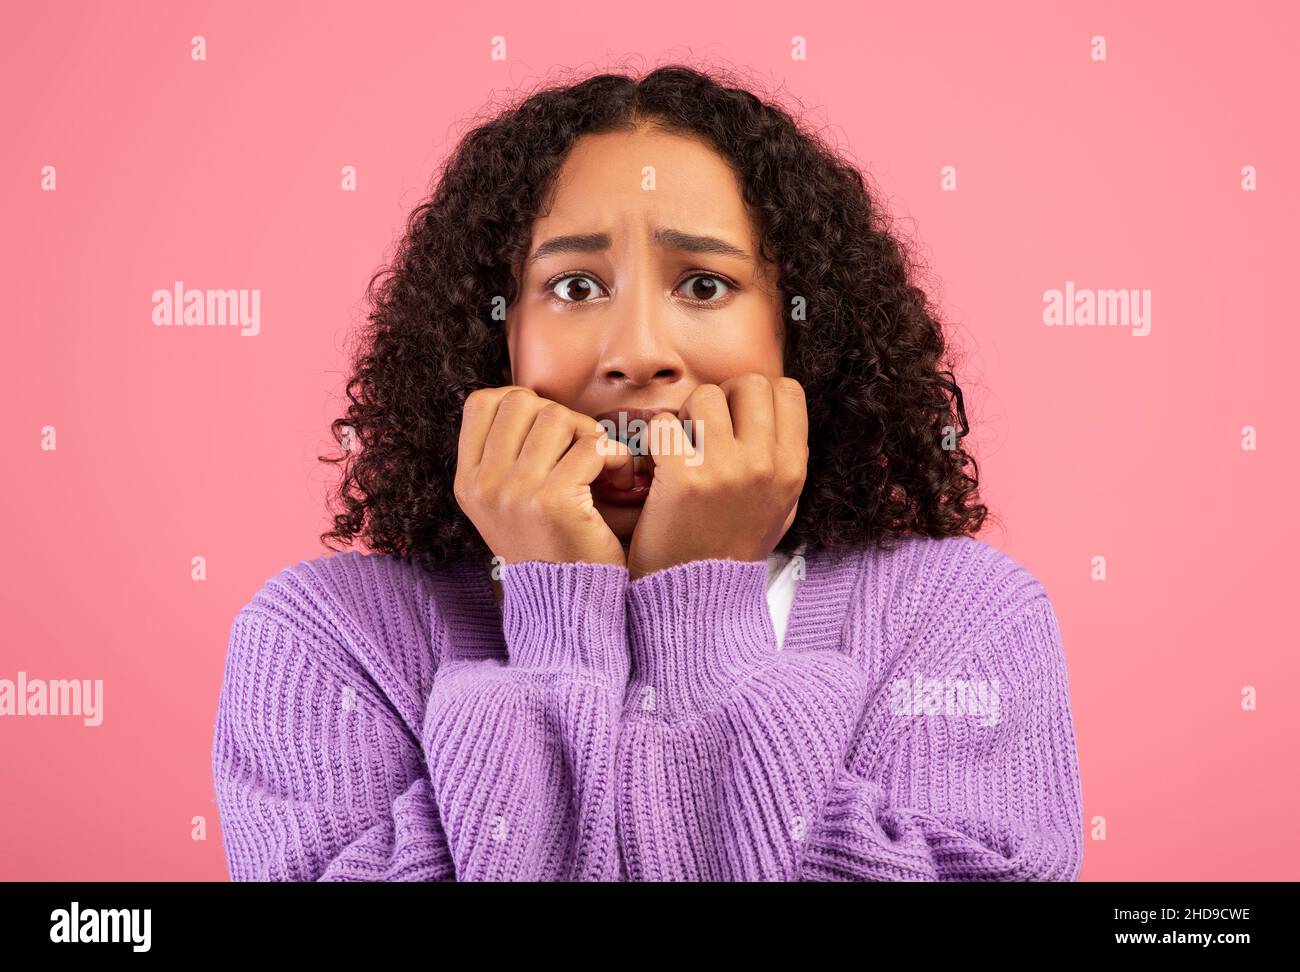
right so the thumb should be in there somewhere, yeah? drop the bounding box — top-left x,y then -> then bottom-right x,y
592,434 -> 636,490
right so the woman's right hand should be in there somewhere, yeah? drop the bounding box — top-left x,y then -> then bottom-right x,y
453,386 -> 634,568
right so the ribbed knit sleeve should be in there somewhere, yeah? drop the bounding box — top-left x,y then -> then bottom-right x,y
212,606 -> 455,881
617,557 -> 1084,881
420,560 -> 630,881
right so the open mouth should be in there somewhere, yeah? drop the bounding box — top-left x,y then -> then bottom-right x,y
589,407 -> 680,505
593,431 -> 654,506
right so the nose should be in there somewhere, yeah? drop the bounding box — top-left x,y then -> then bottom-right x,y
597,274 -> 685,388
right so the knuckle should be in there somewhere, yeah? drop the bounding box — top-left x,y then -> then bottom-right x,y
496,485 -> 525,511
454,471 -> 486,508
535,401 -> 567,424
776,377 -> 805,399
688,383 -> 724,405
745,455 -> 776,481
498,388 -> 535,412
475,475 -> 504,507
452,475 -> 471,506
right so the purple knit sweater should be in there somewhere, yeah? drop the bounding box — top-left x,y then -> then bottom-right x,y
211,534 -> 1084,881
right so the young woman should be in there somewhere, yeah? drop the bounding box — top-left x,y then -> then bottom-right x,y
211,64 -> 1084,881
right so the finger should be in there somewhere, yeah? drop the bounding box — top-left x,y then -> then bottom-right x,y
593,433 -> 637,490
457,385 -> 534,473
549,432 -> 634,489
679,383 -> 731,448
479,387 -> 547,481
516,403 -> 609,491
772,377 -> 809,467
720,373 -> 776,455
675,383 -> 731,472
639,411 -> 695,478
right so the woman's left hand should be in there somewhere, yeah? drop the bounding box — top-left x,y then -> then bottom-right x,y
625,373 -> 809,582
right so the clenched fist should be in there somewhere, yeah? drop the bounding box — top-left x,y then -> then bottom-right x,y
625,374 -> 809,581
453,386 -> 635,568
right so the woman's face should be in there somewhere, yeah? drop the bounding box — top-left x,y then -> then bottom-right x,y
506,123 -> 786,546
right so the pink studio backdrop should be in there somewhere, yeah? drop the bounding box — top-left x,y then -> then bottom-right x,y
2,0 -> 1296,881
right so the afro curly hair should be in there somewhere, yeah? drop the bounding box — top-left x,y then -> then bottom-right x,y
319,62 -> 990,566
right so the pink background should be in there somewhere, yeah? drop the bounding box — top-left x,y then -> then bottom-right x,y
2,0 -> 1296,880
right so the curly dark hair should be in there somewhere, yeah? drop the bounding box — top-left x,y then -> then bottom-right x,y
319,61 -> 992,566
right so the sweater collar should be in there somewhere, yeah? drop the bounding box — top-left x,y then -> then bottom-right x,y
778,544 -> 864,654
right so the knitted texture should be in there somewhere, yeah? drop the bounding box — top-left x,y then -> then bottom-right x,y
211,534 -> 1084,881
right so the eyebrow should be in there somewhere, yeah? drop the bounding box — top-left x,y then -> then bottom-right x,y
529,227 -> 752,263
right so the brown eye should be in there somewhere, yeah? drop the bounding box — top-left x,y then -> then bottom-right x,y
677,274 -> 731,303
550,274 -> 606,303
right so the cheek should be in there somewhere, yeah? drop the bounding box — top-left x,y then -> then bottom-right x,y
689,304 -> 785,380
510,322 -> 595,393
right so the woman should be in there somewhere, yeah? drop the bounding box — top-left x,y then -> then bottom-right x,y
211,64 -> 1084,881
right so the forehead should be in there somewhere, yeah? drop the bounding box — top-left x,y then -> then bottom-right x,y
533,125 -> 756,240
